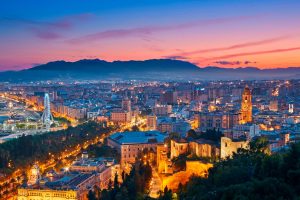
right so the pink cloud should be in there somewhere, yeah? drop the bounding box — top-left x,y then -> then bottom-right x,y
67,15 -> 255,44
200,47 -> 300,62
30,28 -> 62,40
1,13 -> 95,40
166,36 -> 290,58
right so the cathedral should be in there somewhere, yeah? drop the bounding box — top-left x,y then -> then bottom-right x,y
239,86 -> 252,124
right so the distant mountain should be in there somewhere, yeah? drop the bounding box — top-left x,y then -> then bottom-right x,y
0,59 -> 299,82
29,59 -> 200,72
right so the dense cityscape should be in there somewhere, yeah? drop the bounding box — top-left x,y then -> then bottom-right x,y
0,80 -> 299,199
1,1 -> 300,200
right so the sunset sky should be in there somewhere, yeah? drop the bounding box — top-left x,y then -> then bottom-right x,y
1,0 -> 300,71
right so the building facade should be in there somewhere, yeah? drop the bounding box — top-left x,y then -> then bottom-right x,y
220,137 -> 248,159
107,131 -> 166,165
110,110 -> 131,123
239,86 -> 252,124
147,115 -> 157,130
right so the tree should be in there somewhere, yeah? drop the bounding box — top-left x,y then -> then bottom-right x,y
108,180 -> 113,190
199,128 -> 223,141
100,160 -> 153,200
87,190 -> 96,200
175,141 -> 300,200
187,129 -> 198,139
159,186 -> 172,200
114,172 -> 119,189
131,125 -> 140,131
121,171 -> 126,182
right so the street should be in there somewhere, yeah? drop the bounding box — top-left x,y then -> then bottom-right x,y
149,167 -> 163,198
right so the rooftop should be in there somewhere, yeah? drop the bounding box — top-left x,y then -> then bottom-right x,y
109,130 -> 166,145
24,172 -> 95,191
71,157 -> 115,168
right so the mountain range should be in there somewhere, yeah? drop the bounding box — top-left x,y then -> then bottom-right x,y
0,59 -> 299,82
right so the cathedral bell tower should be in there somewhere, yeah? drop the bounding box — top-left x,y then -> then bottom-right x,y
239,85 -> 252,124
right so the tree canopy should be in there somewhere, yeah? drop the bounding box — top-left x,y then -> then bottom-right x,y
175,138 -> 300,199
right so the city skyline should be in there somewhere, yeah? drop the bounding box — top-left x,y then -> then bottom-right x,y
1,0 -> 300,71
0,2 -> 299,199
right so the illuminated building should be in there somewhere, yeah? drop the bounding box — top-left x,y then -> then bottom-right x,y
220,137 -> 248,159
18,173 -> 97,200
233,123 -> 260,139
280,133 -> 290,146
161,90 -> 178,104
170,138 -> 220,159
86,111 -> 99,119
157,120 -> 173,133
18,189 -> 77,200
122,97 -> 131,112
107,131 -> 166,165
110,109 -> 131,123
161,161 -> 213,191
153,104 -> 172,116
70,155 -> 118,189
269,99 -> 278,112
157,144 -> 172,174
66,107 -> 87,119
194,111 -> 239,131
170,138 -> 189,159
189,139 -> 220,158
288,104 -> 294,113
239,86 -> 252,124
146,115 -> 157,130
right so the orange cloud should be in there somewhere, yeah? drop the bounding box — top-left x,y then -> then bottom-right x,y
199,47 -> 300,62
165,36 -> 290,58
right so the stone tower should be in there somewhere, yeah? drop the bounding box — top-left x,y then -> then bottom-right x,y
239,86 -> 252,124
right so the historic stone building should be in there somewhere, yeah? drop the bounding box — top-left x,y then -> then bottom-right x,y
220,137 -> 248,159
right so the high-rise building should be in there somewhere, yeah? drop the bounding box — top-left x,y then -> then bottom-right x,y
122,98 -> 131,112
239,86 -> 252,124
288,103 -> 294,113
110,109 -> 131,123
269,99 -> 278,112
147,115 -> 157,130
153,104 -> 172,116
161,90 -> 178,104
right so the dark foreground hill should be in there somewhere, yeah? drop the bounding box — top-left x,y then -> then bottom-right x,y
0,59 -> 299,82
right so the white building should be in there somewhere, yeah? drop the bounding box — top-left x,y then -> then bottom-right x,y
233,123 -> 260,140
